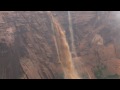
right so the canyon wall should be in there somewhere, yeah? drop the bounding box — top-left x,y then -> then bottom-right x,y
0,11 -> 120,79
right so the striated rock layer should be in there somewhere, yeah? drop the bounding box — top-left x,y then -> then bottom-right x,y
0,11 -> 120,79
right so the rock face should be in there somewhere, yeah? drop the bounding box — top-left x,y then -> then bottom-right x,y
0,11 -> 120,79
0,11 -> 63,79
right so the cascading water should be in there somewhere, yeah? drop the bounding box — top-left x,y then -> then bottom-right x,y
47,11 -> 80,79
68,11 -> 77,57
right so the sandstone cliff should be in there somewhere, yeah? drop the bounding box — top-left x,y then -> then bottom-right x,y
0,11 -> 120,79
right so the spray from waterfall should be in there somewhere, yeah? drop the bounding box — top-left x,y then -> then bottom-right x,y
47,11 -> 80,79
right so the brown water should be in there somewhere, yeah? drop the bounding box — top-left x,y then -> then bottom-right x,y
47,11 -> 80,79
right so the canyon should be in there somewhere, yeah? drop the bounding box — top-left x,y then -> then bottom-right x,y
0,11 -> 120,79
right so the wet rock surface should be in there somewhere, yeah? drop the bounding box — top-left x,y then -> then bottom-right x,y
0,11 -> 120,79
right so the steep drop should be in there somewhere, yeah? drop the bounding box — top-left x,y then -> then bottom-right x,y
47,11 -> 80,79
